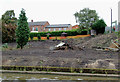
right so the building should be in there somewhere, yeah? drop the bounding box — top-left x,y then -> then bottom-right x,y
45,24 -> 72,32
28,20 -> 50,32
72,25 -> 79,29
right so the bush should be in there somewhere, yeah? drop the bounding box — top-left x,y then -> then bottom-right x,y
47,35 -> 49,40
30,34 -> 34,40
37,34 -> 41,40
2,43 -> 8,48
92,19 -> 106,35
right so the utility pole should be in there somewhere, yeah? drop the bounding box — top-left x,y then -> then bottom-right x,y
118,1 -> 120,31
111,8 -> 112,33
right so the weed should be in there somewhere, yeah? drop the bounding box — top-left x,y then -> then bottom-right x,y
80,69 -> 83,73
2,43 -> 8,48
92,71 -> 96,74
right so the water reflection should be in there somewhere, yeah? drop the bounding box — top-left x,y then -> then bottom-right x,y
1,73 -> 119,81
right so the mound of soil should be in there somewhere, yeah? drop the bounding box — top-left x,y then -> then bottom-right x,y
64,33 -> 118,49
2,33 -> 120,69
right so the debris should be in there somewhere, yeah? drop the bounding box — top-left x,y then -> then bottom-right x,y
51,41 -> 83,50
104,47 -> 119,52
110,40 -> 120,49
96,39 -> 120,52
55,42 -> 65,48
54,42 -> 68,50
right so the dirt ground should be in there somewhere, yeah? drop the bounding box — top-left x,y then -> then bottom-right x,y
2,33 -> 120,69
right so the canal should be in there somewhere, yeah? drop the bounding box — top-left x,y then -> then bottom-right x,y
1,73 -> 119,81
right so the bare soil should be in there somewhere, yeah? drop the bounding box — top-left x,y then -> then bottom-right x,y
2,33 -> 120,69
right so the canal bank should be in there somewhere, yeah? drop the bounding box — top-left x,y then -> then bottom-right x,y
1,70 -> 120,78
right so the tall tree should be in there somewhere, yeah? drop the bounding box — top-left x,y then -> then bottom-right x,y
2,10 -> 17,43
74,8 -> 99,30
16,9 -> 30,49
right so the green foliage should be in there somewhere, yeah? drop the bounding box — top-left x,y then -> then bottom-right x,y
30,30 -> 87,38
92,19 -> 107,34
80,69 -> 83,73
2,10 -> 17,43
116,31 -> 120,37
74,8 -> 99,29
2,43 -> 8,48
47,35 -> 50,40
115,31 -> 120,43
77,28 -> 88,34
37,34 -> 41,40
15,9 -> 30,49
92,71 -> 96,74
30,34 -> 34,40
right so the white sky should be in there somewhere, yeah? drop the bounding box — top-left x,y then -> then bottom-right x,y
0,0 -> 119,26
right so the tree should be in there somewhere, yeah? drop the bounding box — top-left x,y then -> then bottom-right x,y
74,8 -> 99,30
16,9 -> 30,49
92,19 -> 107,35
2,10 -> 17,43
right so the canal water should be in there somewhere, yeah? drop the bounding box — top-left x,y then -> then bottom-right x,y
0,73 -> 119,81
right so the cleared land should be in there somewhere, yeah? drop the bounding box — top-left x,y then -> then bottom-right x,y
2,33 -> 120,69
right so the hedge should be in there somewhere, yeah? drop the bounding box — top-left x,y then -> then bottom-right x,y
30,29 -> 88,38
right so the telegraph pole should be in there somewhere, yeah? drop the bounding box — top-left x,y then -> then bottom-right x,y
111,8 -> 112,33
118,1 -> 120,31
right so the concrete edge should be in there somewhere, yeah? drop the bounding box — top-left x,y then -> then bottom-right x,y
1,70 -> 120,78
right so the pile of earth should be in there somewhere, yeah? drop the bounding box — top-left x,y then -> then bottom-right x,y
64,33 -> 118,49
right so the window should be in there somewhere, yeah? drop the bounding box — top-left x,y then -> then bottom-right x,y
54,28 -> 56,31
44,27 -> 45,30
36,27 -> 38,31
32,27 -> 34,31
49,28 -> 51,31
59,28 -> 61,31
64,28 -> 66,31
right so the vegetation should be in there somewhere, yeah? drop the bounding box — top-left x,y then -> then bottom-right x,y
92,19 -> 107,35
30,34 -> 34,40
1,65 -> 119,74
37,34 -> 41,41
30,29 -> 87,38
15,9 -> 30,49
47,35 -> 50,40
2,43 -> 8,48
28,35 -> 90,41
74,8 -> 99,32
2,10 -> 17,43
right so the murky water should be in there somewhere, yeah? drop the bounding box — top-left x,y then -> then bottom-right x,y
0,73 -> 119,81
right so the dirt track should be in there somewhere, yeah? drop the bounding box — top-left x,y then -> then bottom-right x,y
2,37 -> 120,69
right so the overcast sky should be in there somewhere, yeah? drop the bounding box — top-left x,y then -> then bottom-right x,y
0,0 -> 119,26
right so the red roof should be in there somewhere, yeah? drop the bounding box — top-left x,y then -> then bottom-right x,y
72,25 -> 79,29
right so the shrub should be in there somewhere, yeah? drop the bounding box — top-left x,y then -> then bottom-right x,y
30,34 -> 34,40
92,19 -> 106,35
47,35 -> 49,40
2,43 -> 8,48
37,34 -> 41,40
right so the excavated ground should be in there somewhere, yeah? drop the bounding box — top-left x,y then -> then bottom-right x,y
2,33 -> 120,69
